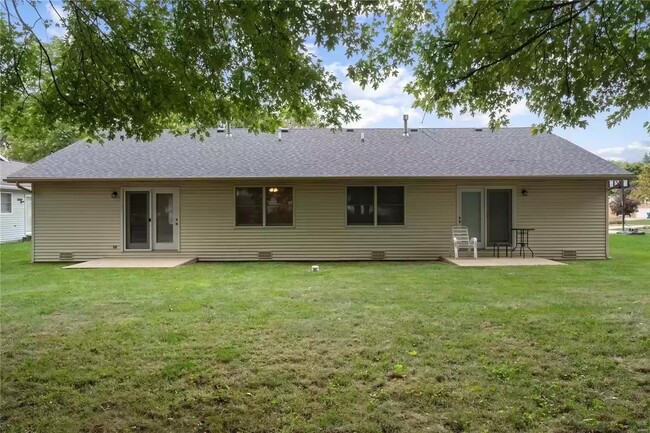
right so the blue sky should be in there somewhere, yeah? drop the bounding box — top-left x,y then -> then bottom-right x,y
320,49 -> 650,163
16,2 -> 650,162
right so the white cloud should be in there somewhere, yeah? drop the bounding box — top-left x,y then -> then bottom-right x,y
346,100 -> 401,128
595,141 -> 650,162
327,62 -> 534,128
46,3 -> 67,38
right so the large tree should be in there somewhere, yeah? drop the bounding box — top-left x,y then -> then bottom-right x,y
1,0 -> 649,144
631,163 -> 650,202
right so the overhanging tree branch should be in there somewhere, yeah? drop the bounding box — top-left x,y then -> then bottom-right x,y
450,0 -> 596,86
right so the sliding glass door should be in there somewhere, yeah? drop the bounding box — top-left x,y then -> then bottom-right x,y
458,189 -> 484,248
125,191 -> 151,250
486,189 -> 512,245
153,190 -> 179,250
457,187 -> 514,249
124,188 -> 179,251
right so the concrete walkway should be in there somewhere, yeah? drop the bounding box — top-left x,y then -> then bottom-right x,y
64,257 -> 197,269
443,256 -> 565,267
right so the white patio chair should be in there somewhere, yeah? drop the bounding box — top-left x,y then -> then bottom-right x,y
451,226 -> 478,259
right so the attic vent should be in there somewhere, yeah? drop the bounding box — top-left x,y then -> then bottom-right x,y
258,251 -> 273,260
474,128 -> 483,132
371,251 -> 386,260
59,252 -> 74,261
561,249 -> 577,260
216,128 -> 225,133
410,128 -> 419,132
280,127 -> 289,132
346,128 -> 354,132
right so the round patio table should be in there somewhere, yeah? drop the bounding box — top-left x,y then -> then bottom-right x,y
510,228 -> 535,258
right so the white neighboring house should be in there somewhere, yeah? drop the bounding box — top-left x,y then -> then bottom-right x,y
0,156 -> 32,243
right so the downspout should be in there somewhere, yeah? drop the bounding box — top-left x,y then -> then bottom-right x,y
16,182 -> 32,193
15,181 -> 35,263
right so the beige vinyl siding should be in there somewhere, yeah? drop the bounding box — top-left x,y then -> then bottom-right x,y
31,178 -> 607,262
457,179 -> 608,260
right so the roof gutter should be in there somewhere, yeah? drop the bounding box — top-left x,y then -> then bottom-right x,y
5,173 -> 636,182
15,182 -> 32,193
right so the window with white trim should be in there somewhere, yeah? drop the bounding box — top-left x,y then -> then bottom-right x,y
235,187 -> 293,226
1,192 -> 12,214
347,186 -> 404,225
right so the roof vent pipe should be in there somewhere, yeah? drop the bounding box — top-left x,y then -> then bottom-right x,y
403,114 -> 409,137
361,132 -> 365,142
278,130 -> 282,141
226,122 -> 232,137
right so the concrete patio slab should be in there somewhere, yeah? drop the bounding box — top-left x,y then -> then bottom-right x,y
64,257 -> 197,269
443,256 -> 565,267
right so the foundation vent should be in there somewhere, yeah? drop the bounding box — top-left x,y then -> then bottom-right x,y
561,250 -> 577,260
258,251 -> 273,260
371,251 -> 386,260
59,252 -> 74,261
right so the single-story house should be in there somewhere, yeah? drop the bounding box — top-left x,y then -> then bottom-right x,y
5,126 -> 632,262
1,157 -> 32,243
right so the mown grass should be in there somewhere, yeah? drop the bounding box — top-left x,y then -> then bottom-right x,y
609,218 -> 650,227
1,237 -> 649,433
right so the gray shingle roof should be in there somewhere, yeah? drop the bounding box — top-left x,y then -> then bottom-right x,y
1,160 -> 30,189
6,127 -> 632,181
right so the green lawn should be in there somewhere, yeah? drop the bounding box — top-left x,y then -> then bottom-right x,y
609,218 -> 650,227
1,238 -> 649,433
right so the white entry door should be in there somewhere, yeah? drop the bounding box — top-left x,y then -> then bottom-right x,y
124,188 -> 179,251
457,188 -> 485,248
152,189 -> 179,250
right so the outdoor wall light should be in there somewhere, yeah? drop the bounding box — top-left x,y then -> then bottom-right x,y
521,189 -> 528,196
111,191 -> 118,198
17,198 -> 24,204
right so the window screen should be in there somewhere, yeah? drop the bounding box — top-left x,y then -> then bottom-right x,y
347,186 -> 375,225
265,187 -> 293,226
235,187 -> 263,226
377,186 -> 404,225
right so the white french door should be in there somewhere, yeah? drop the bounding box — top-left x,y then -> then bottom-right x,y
124,188 -> 179,251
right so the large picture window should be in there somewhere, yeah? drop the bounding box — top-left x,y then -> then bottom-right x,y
1,192 -> 12,214
346,186 -> 404,226
235,187 -> 293,226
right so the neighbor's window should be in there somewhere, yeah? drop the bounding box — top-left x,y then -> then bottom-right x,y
377,186 -> 404,225
235,187 -> 263,226
347,186 -> 375,225
235,186 -> 293,226
346,186 -> 404,226
0,192 -> 11,214
265,187 -> 293,226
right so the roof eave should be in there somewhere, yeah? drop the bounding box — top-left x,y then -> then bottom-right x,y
6,173 -> 636,182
